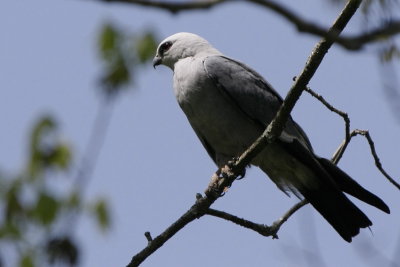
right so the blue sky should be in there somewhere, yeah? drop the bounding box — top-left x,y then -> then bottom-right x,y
1,0 -> 400,266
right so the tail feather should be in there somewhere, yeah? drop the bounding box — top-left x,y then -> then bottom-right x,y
317,157 -> 390,214
266,139 -> 390,242
300,186 -> 372,242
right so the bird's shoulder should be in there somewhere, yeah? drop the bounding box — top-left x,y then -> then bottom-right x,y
202,55 -> 284,102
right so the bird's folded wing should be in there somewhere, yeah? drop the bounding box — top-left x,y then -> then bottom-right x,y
203,55 -> 313,152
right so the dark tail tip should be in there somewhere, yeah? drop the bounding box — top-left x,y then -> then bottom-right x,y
302,188 -> 372,243
317,157 -> 390,214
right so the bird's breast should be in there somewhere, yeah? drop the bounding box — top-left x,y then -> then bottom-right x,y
172,58 -> 261,161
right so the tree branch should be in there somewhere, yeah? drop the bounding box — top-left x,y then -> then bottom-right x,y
97,0 -> 400,50
340,21 -> 400,50
247,0 -> 400,51
126,1 -> 362,266
304,87 -> 351,164
229,0 -> 362,176
207,93 -> 400,240
306,87 -> 399,189
205,200 -> 308,239
350,130 -> 400,190
100,0 -> 227,13
206,208 -> 279,239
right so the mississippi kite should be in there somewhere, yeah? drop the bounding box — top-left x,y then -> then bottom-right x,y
153,32 -> 389,242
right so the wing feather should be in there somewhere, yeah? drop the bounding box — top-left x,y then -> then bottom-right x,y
203,55 -> 313,151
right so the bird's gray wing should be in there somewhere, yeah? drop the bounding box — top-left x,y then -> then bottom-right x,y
190,123 -> 217,164
203,55 -> 313,152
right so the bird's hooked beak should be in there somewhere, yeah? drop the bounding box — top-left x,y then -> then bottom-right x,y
153,55 -> 162,69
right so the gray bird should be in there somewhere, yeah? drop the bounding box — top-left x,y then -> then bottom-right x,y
153,32 -> 389,242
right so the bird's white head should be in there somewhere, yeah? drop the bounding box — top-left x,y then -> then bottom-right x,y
153,32 -> 221,70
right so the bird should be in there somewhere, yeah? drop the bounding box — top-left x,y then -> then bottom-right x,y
152,32 -> 390,242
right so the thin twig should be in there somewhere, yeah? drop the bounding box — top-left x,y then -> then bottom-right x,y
305,87 -> 399,189
206,209 -> 279,239
205,199 -> 308,239
127,1 -> 362,266
305,87 -> 350,139
271,199 -> 308,232
304,87 -> 351,164
144,232 -> 153,244
351,129 -> 400,190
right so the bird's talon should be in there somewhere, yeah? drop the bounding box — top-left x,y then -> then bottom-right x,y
236,168 -> 246,180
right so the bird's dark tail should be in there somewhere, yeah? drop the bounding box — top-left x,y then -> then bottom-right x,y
270,139 -> 389,242
300,185 -> 372,242
317,157 -> 390,214
299,157 -> 390,242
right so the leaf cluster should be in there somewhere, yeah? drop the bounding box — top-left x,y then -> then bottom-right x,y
98,23 -> 158,97
0,116 -> 111,267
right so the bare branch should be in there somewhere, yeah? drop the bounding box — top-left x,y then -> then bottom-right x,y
342,21 -> 400,50
351,129 -> 400,190
304,87 -> 350,139
305,87 -> 399,189
205,199 -> 308,239
206,208 -> 279,239
247,0 -> 342,42
97,0 -> 400,50
247,0 -> 400,50
144,232 -> 153,244
304,87 -> 351,164
271,199 -> 308,232
100,0 -> 227,13
127,196 -> 213,266
127,2 -> 362,266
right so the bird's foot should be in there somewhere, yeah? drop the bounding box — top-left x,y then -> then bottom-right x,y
205,161 -> 246,198
205,171 -> 227,197
226,158 -> 246,180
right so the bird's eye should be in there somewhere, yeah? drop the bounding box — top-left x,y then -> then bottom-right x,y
160,41 -> 172,55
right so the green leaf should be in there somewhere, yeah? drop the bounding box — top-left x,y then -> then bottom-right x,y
19,253 -> 34,267
30,116 -> 56,152
100,55 -> 130,92
98,23 -> 132,94
5,181 -> 23,221
29,116 -> 57,178
27,115 -> 73,176
91,198 -> 111,231
66,190 -> 81,209
49,143 -> 72,170
99,23 -> 119,61
0,222 -> 21,239
136,32 -> 158,64
32,193 -> 59,225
